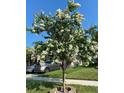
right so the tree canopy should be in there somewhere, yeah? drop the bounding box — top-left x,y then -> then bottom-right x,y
27,0 -> 98,66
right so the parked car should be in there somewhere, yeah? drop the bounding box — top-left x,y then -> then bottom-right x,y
26,64 -> 36,73
26,61 -> 61,73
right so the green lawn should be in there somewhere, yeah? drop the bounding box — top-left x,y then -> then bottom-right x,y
38,67 -> 98,81
26,80 -> 98,93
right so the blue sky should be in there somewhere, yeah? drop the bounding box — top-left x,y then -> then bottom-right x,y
26,0 -> 98,48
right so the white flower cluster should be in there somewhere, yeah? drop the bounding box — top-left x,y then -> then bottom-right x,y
69,44 -> 73,50
56,9 -> 71,19
54,59 -> 59,63
48,43 -> 54,47
42,51 -> 48,55
57,49 -> 61,53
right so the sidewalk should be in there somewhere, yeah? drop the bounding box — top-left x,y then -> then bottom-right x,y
26,74 -> 98,86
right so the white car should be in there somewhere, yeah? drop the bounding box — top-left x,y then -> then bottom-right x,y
26,64 -> 36,73
35,61 -> 61,73
26,61 -> 61,73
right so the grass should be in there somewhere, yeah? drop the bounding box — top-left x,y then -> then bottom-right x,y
26,80 -> 98,93
38,67 -> 98,81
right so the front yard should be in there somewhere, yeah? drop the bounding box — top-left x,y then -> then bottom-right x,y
38,67 -> 98,81
26,80 -> 98,93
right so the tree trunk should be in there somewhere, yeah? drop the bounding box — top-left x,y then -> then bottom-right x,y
62,61 -> 65,93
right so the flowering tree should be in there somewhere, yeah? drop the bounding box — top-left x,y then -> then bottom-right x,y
79,26 -> 98,66
26,48 -> 37,66
84,26 -> 98,66
27,0 -> 97,92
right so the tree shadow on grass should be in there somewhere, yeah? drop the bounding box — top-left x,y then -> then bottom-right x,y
26,80 -> 62,91
39,74 -> 50,77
